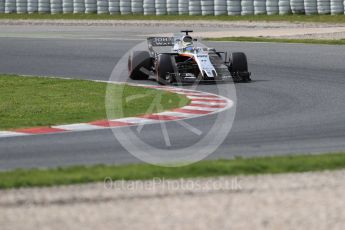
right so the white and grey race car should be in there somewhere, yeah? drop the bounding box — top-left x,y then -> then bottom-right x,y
128,30 -> 251,85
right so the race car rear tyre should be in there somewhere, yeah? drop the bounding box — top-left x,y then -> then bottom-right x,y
231,52 -> 248,72
156,54 -> 175,85
128,51 -> 152,80
230,52 -> 251,82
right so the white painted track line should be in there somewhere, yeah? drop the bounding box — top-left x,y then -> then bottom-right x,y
182,106 -> 220,112
52,124 -> 104,131
112,117 -> 161,125
0,131 -> 28,137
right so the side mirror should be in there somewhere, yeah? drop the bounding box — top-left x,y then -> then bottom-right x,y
193,39 -> 198,42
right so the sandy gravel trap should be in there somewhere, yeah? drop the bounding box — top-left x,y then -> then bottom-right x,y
0,170 -> 345,230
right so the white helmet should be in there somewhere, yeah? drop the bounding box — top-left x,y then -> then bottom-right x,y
182,35 -> 193,47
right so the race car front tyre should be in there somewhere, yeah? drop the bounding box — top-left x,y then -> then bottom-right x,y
230,52 -> 251,82
156,54 -> 175,85
128,51 -> 152,80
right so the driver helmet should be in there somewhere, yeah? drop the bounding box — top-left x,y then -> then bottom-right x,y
182,35 -> 193,48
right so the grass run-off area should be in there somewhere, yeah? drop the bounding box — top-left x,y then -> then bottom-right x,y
1,13 -> 345,23
205,36 -> 345,45
0,75 -> 190,130
1,152 -> 345,189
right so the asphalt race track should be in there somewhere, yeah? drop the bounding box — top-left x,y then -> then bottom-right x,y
0,25 -> 345,170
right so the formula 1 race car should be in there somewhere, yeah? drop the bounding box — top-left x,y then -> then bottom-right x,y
128,30 -> 251,85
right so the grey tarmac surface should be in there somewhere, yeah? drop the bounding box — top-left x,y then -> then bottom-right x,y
0,24 -> 345,170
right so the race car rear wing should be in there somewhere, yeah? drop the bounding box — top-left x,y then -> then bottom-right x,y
147,37 -> 175,56
147,37 -> 175,47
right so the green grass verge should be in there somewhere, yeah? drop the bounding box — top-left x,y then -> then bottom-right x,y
1,14 -> 345,24
0,75 -> 190,130
205,36 -> 345,45
1,152 -> 345,189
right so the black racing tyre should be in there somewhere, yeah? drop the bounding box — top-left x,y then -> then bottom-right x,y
156,54 -> 175,85
230,52 -> 251,82
128,51 -> 152,80
231,52 -> 248,72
